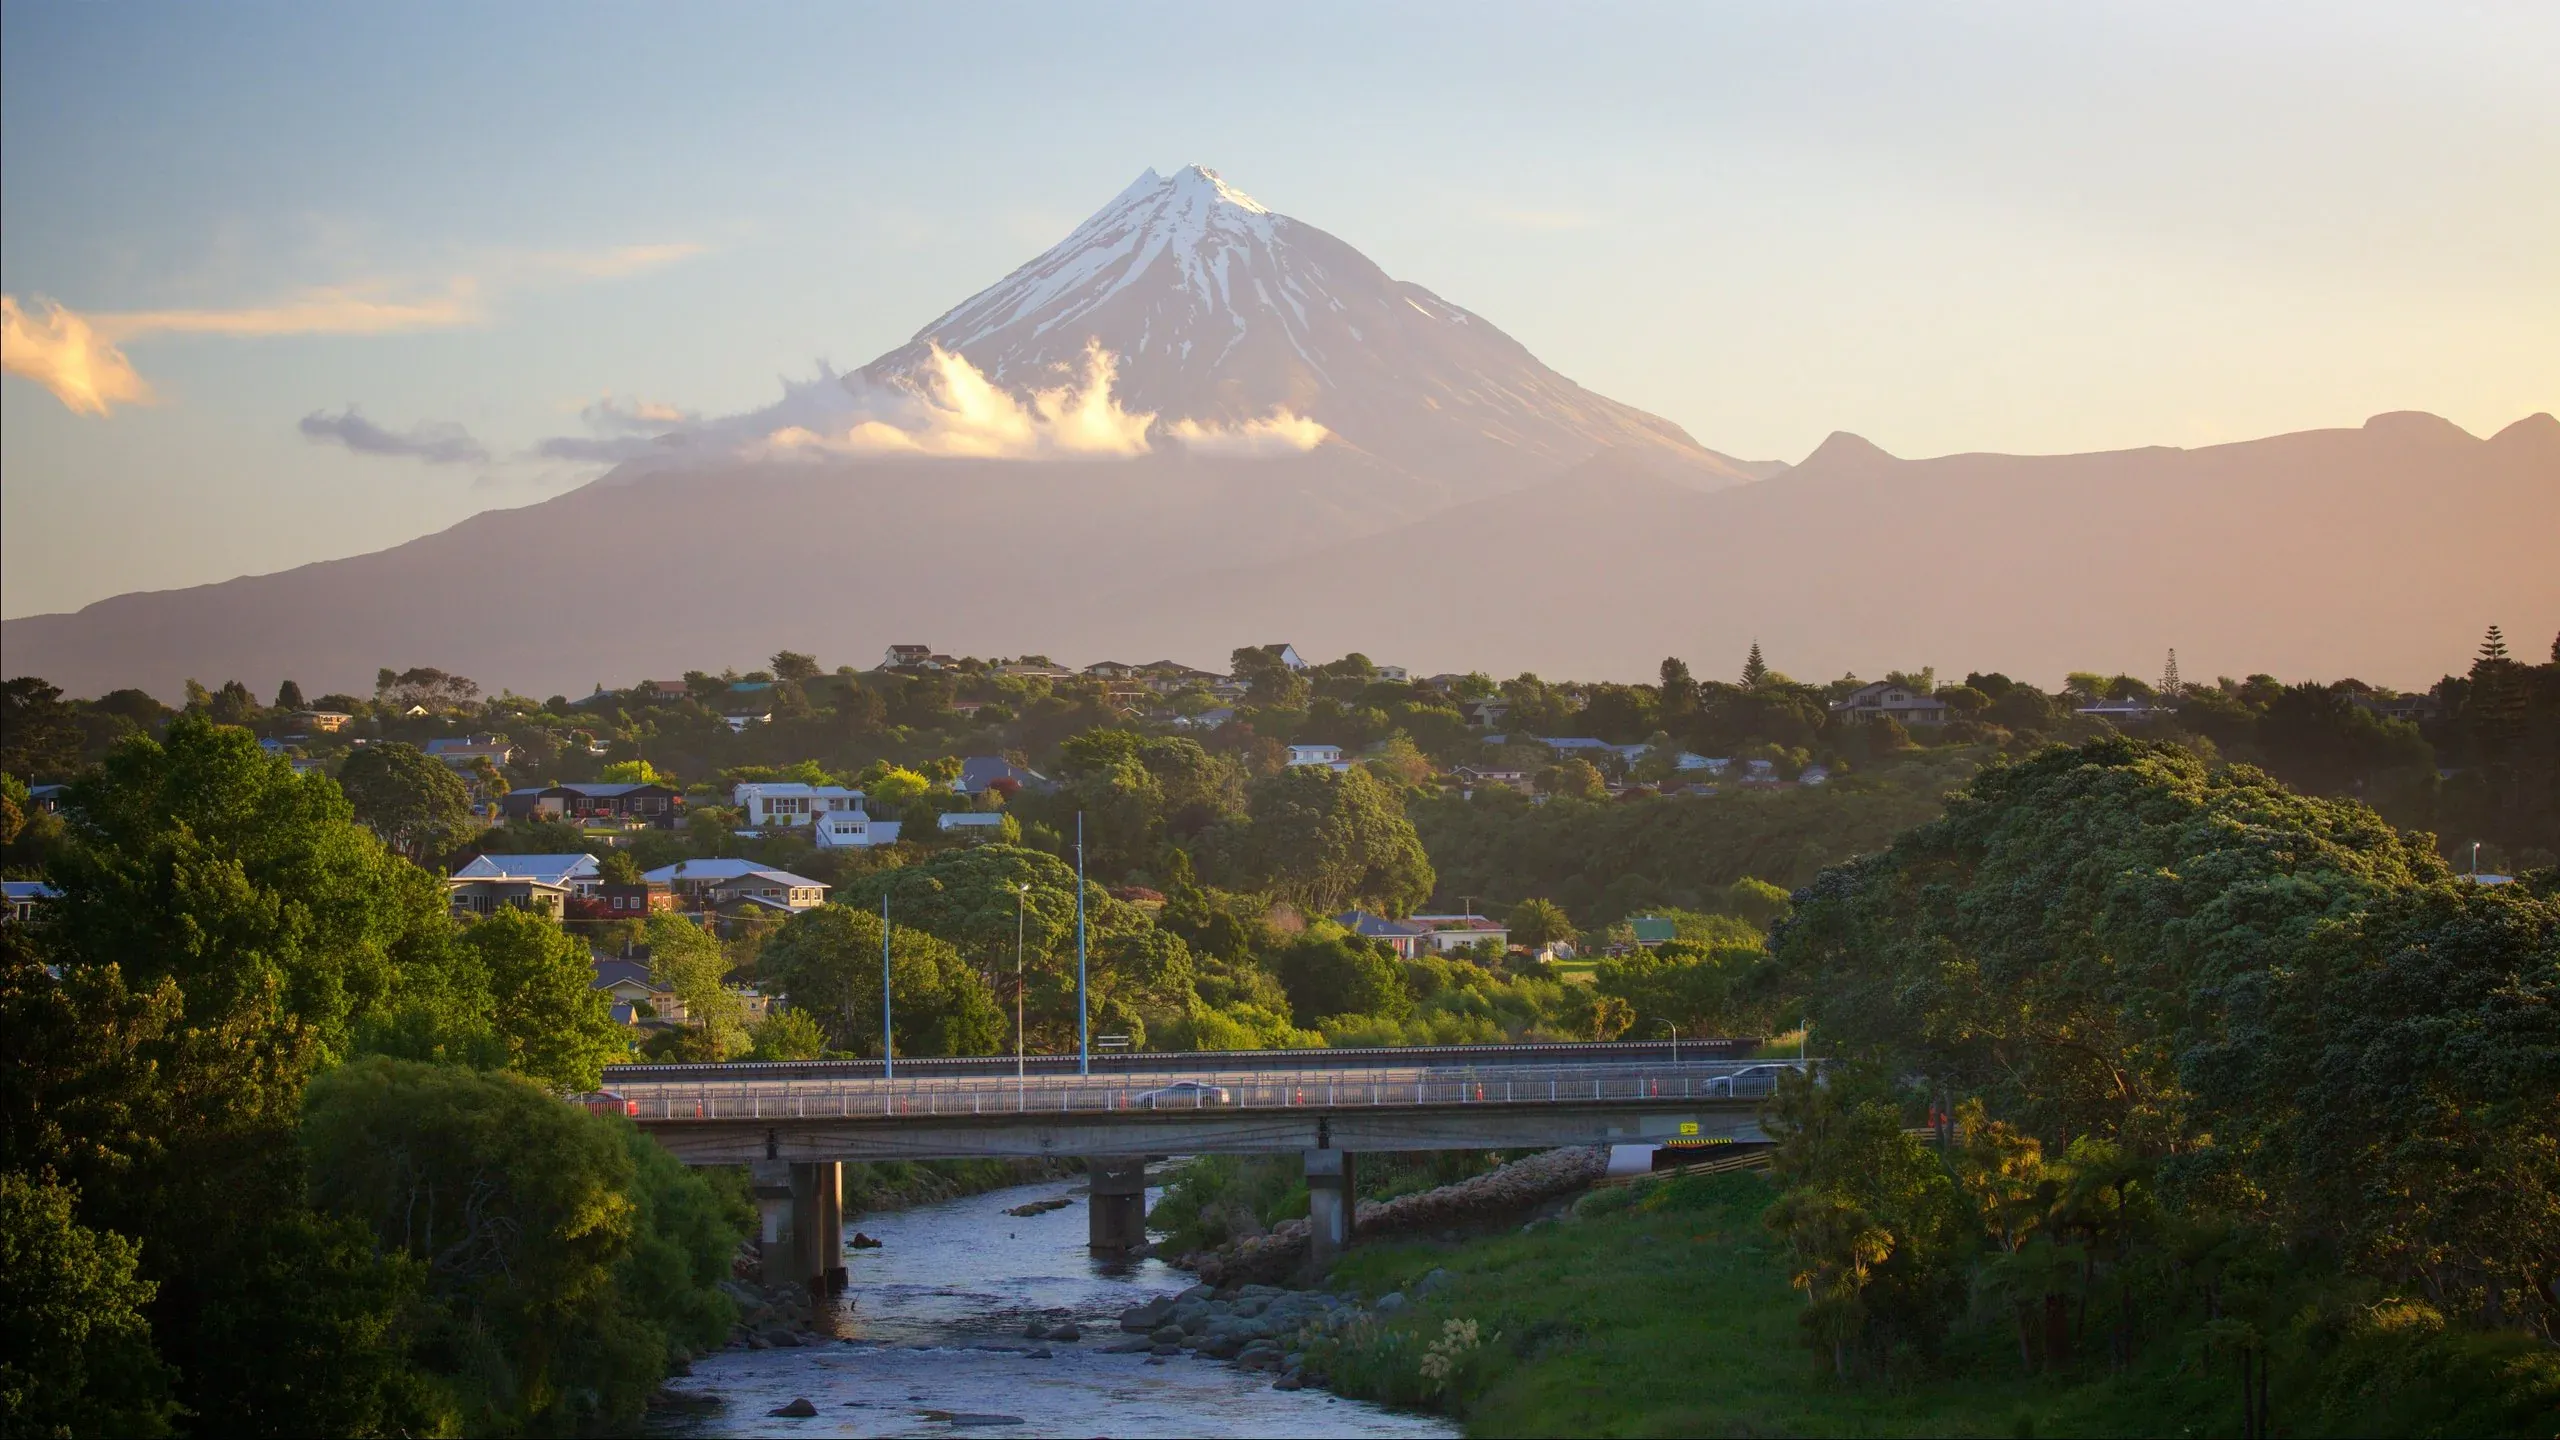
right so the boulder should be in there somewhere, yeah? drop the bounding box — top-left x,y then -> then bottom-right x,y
1118,1296 -> 1175,1332
1150,1324 -> 1186,1345
1373,1292 -> 1408,1315
1049,1322 -> 1082,1342
770,1397 -> 818,1417
1023,1320 -> 1049,1339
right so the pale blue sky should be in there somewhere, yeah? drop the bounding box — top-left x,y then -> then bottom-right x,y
5,1 -> 2554,618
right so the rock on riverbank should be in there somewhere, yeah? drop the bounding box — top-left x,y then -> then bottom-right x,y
1180,1147 -> 1609,1287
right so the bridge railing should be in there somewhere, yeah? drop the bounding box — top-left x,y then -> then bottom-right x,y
615,1059 -> 1813,1123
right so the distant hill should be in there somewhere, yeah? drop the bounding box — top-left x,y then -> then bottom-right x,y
2,163 -> 2551,699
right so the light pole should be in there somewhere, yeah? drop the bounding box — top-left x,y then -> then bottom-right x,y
1075,811 -> 1089,1076
1658,1018 -> 1679,1065
881,891 -> 894,1081
1014,882 -> 1030,1085
2473,841 -> 2483,877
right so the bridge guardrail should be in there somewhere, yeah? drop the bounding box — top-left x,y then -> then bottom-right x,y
614,1059 -> 1815,1123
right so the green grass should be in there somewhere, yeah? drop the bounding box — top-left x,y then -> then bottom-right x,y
1322,1171 -> 2234,1438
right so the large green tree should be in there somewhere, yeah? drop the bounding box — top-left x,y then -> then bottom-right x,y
755,904 -> 1004,1058
1211,765 -> 1434,915
0,1172 -> 179,1438
457,908 -> 631,1090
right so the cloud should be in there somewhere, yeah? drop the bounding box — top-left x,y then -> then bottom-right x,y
1,296 -> 153,416
1165,411 -> 1331,456
762,343 -> 1329,463
580,394 -> 698,432
1,239 -> 704,416
769,341 -> 1157,460
532,433 -> 670,464
299,406 -> 490,465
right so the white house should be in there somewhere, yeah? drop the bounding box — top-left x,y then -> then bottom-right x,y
936,812 -> 1008,839
451,852 -> 602,896
1286,743 -> 1350,771
706,869 -> 829,911
1408,913 -> 1510,954
811,810 -> 903,849
732,782 -> 868,828
1829,682 -> 1952,726
644,858 -> 780,896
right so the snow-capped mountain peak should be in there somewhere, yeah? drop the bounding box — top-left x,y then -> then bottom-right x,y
859,164 -> 1765,489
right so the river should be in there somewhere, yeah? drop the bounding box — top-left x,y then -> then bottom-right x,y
648,1176 -> 1458,1439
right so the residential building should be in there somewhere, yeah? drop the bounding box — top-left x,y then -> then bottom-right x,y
447,876 -> 572,918
733,782 -> 867,828
1374,665 -> 1409,683
3,880 -> 60,924
2353,692 -> 2442,724
500,782 -> 684,824
424,734 -> 516,769
25,784 -> 68,813
1171,707 -> 1236,730
1629,917 -> 1678,947
882,645 -> 957,671
1084,660 -> 1140,680
1138,661 -> 1226,692
637,679 -> 692,700
1334,909 -> 1433,958
1451,766 -> 1530,795
641,857 -> 779,896
1257,643 -> 1309,671
2074,701 -> 2169,723
1287,743 -> 1349,770
447,854 -> 600,916
587,881 -> 676,917
811,810 -> 902,849
937,812 -> 1008,840
1828,682 -> 1952,727
1407,913 -> 1510,954
705,868 -> 829,911
955,755 -> 1048,795
292,709 -> 355,732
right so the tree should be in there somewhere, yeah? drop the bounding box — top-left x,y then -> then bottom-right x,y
458,908 -> 631,1090
1507,898 -> 1576,954
1216,766 -> 1434,915
273,679 -> 307,711
1230,645 -> 1311,710
1742,642 -> 1770,689
1536,757 -> 1607,800
1270,930 -> 1410,1027
641,912 -> 745,1058
337,740 -> 475,861
769,650 -> 821,682
1658,656 -> 1698,723
755,904 -> 1003,1058
748,1008 -> 828,1060
0,1173 -> 179,1438
0,677 -> 85,780
599,758 -> 665,785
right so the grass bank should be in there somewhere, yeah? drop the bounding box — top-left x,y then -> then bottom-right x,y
1320,1169 -> 2236,1438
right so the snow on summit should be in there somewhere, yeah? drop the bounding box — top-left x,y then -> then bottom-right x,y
858,164 -> 1765,488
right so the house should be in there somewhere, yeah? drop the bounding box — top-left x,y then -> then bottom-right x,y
643,857 -> 781,896
448,853 -> 601,916
1451,766 -> 1531,795
293,709 -> 355,732
1830,682 -> 1952,727
937,812 -> 1008,840
1084,660 -> 1140,680
590,957 -> 671,1020
1139,661 -> 1227,692
26,784 -> 68,813
705,868 -> 829,911
637,679 -> 692,701
500,782 -> 684,824
1334,909 -> 1433,959
947,699 -> 991,720
955,756 -> 1048,795
812,810 -> 903,849
1629,916 -> 1679,947
447,875 -> 572,918
2353,692 -> 2441,724
1407,913 -> 1510,954
1374,665 -> 1409,683
3,880 -> 61,924
2074,701 -> 2168,723
453,852 -> 602,893
257,737 -> 294,757
1457,699 -> 1510,729
1287,743 -> 1349,770
424,734 -> 515,769
733,782 -> 868,827
1536,737 -> 1620,757
1172,707 -> 1236,730
882,645 -> 956,671
1247,643 -> 1309,672
582,880 -> 676,918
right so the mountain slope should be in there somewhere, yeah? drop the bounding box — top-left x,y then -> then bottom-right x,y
859,166 -> 1765,489
6,413 -> 2547,699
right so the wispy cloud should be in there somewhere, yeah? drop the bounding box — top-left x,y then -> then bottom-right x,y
299,406 -> 490,465
765,342 -> 1329,462
2,241 -> 704,417
532,433 -> 669,464
2,296 -> 153,417
580,394 -> 698,432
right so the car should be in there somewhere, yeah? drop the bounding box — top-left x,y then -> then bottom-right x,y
575,1089 -> 639,1117
1131,1080 -> 1232,1108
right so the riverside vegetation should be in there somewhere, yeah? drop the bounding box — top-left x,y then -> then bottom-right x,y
3,633 -> 2555,1437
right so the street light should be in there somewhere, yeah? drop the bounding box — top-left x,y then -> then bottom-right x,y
880,891 -> 894,1081
1658,1019 -> 1679,1065
1014,882 -> 1030,1087
1075,811 -> 1089,1077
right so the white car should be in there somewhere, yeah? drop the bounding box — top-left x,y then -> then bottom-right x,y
1132,1080 -> 1232,1108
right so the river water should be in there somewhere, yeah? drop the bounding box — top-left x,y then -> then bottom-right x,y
649,1177 -> 1457,1439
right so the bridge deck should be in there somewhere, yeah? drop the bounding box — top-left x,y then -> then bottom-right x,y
622,1059 -> 1807,1164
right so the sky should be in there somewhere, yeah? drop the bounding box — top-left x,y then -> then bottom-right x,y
4,1 -> 2554,620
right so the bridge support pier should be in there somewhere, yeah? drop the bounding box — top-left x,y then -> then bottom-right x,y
751,1160 -> 844,1292
1305,1148 -> 1357,1273
1088,1159 -> 1149,1251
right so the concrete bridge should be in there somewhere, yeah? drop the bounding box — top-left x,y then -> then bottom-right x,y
600,1042 -> 1804,1290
